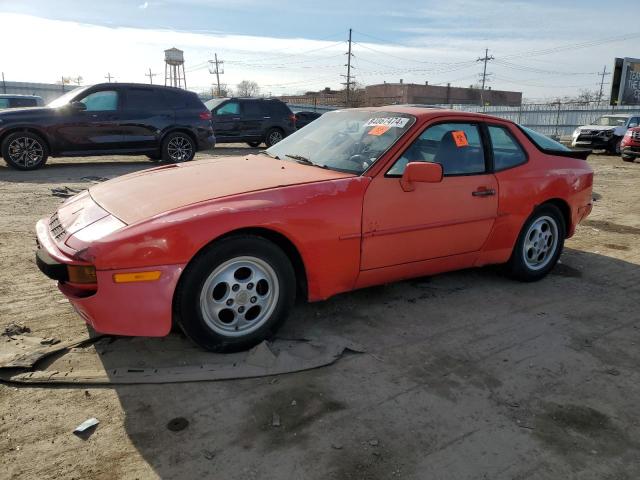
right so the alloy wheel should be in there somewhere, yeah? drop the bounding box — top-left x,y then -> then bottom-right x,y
8,137 -> 44,168
167,136 -> 193,162
523,215 -> 559,270
268,130 -> 283,145
199,256 -> 280,337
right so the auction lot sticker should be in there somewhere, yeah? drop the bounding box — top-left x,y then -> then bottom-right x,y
368,125 -> 391,136
452,130 -> 469,147
365,117 -> 410,128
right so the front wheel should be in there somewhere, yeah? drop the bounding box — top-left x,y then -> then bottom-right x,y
247,141 -> 262,148
506,204 -> 566,282
622,154 -> 635,163
162,132 -> 196,163
2,131 -> 49,170
608,137 -> 622,155
174,235 -> 296,352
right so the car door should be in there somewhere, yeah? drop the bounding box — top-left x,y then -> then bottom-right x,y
361,121 -> 498,270
119,87 -> 173,150
54,88 -> 124,151
239,100 -> 265,140
211,100 -> 241,141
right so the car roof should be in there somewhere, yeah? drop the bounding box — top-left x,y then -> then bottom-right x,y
342,104 -> 517,125
89,82 -> 193,93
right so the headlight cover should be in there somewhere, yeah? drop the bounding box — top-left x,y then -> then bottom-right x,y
66,215 -> 126,249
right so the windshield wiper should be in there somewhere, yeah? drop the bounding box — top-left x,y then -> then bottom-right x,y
259,150 -> 280,160
285,154 -> 314,165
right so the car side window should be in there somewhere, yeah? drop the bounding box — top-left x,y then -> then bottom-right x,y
388,122 -> 485,176
0,99 -> 9,109
243,102 -> 263,116
215,101 -> 240,116
79,90 -> 119,112
488,125 -> 526,171
126,88 -> 165,110
629,117 -> 640,128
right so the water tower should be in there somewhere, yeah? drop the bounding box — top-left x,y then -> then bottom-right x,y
164,47 -> 186,88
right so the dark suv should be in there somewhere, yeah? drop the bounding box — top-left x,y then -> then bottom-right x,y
0,83 -> 215,170
204,97 -> 296,147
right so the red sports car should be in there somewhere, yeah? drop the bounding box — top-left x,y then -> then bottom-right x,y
621,126 -> 640,162
36,107 -> 593,351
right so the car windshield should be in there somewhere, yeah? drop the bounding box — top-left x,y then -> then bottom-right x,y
595,116 -> 627,127
265,110 -> 416,174
47,86 -> 90,108
520,126 -> 571,151
204,98 -> 228,110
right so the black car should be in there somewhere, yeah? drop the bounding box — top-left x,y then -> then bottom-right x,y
0,83 -> 215,170
0,94 -> 44,109
204,97 -> 296,147
293,110 -> 323,129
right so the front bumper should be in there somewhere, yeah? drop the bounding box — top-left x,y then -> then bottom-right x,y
35,218 -> 184,337
571,136 -> 613,149
621,145 -> 640,157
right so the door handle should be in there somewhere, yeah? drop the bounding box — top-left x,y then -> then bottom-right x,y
472,188 -> 496,197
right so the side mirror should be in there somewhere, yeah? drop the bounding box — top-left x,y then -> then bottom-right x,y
400,162 -> 443,192
70,101 -> 86,111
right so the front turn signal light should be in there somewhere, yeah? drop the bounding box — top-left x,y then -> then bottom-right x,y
67,265 -> 97,284
113,271 -> 162,283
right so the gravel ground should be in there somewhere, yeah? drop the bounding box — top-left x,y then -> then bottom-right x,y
1,148 -> 640,479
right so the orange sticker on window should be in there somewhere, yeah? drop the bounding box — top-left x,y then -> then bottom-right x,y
452,130 -> 469,147
368,125 -> 390,136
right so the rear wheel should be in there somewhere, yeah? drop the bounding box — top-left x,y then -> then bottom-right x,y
174,235 -> 296,352
265,128 -> 284,147
162,132 -> 195,163
2,131 -> 49,170
506,204 -> 565,282
247,141 -> 262,148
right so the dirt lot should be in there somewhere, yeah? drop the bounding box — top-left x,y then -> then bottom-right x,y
1,149 -> 640,479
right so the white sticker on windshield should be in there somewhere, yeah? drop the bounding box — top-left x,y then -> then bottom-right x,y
365,117 -> 410,128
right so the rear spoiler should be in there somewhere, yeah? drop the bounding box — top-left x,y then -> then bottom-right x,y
542,148 -> 592,160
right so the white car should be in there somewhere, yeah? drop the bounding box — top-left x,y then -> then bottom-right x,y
572,114 -> 640,154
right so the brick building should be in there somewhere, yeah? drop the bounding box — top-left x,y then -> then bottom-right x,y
365,81 -> 522,107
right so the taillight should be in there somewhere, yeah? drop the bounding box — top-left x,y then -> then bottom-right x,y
289,114 -> 297,124
199,111 -> 212,120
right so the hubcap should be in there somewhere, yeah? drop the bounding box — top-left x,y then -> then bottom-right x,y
523,215 -> 559,270
167,136 -> 193,162
268,131 -> 283,145
8,137 -> 44,168
199,256 -> 279,337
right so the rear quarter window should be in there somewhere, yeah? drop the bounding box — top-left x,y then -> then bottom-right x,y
10,98 -> 38,107
488,125 -> 527,171
163,90 -> 203,109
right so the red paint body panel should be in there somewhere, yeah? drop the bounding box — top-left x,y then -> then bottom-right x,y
35,106 -> 594,337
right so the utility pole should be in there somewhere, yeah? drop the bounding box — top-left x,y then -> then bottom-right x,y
1,72 -> 6,94
476,48 -> 494,106
146,68 -> 157,84
342,28 -> 354,107
208,53 -> 224,96
597,65 -> 610,106
105,72 -> 114,83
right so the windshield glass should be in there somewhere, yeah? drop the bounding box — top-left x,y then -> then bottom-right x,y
521,126 -> 570,151
595,115 -> 627,127
266,110 -> 416,174
47,86 -> 90,108
204,98 -> 228,110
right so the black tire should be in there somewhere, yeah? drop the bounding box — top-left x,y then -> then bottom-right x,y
506,204 -> 566,282
147,153 -> 162,162
622,155 -> 635,163
174,235 -> 296,352
247,141 -> 262,148
1,131 -> 49,170
264,128 -> 285,147
162,132 -> 196,163
608,137 -> 622,155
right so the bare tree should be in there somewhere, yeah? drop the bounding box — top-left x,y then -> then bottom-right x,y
236,80 -> 259,97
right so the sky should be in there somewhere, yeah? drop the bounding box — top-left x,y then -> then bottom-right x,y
0,0 -> 639,100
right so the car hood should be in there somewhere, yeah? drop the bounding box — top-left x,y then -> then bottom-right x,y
90,155 -> 355,224
0,106 -> 54,119
577,125 -> 616,131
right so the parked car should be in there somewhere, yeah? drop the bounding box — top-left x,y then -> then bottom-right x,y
0,94 -> 44,109
621,126 -> 640,162
204,97 -> 296,147
35,107 -> 593,352
0,83 -> 214,170
294,110 -> 323,129
571,113 -> 640,154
